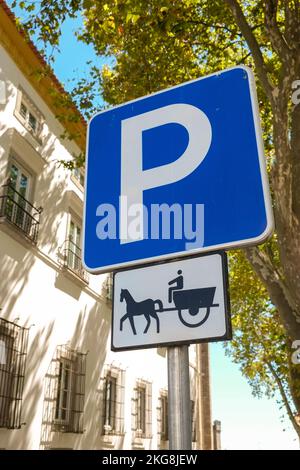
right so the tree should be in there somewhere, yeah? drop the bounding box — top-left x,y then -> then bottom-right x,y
228,250 -> 300,437
11,0 -> 300,435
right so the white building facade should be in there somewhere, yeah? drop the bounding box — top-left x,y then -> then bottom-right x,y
0,1 -> 213,450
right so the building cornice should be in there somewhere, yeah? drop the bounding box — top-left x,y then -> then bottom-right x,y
0,1 -> 86,152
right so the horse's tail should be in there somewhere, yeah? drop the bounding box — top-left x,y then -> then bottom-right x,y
154,299 -> 163,312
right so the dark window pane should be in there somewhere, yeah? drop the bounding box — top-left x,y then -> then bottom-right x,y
104,375 -> 117,430
28,113 -> 37,131
20,102 -> 27,119
137,386 -> 146,433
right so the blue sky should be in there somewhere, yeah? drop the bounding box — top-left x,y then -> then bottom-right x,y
12,5 -> 299,450
211,343 -> 299,450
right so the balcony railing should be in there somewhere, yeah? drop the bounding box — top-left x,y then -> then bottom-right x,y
0,182 -> 42,244
63,239 -> 89,284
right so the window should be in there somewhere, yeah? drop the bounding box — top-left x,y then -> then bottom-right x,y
63,217 -> 89,283
105,273 -> 113,301
9,162 -> 31,198
19,101 -> 37,132
55,359 -> 73,424
72,168 -> 84,188
19,102 -> 27,120
158,392 -> 168,442
104,375 -> 116,430
101,365 -> 125,435
0,160 -> 42,243
137,386 -> 146,434
132,380 -> 152,439
68,219 -> 81,271
213,420 -> 221,450
15,89 -> 42,138
0,317 -> 29,429
52,345 -> 86,433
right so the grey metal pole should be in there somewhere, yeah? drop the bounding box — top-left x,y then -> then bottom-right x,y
167,345 -> 192,450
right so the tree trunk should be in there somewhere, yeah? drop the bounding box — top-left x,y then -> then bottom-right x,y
245,247 -> 300,341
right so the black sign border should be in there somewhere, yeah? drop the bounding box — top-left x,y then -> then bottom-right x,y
111,250 -> 232,352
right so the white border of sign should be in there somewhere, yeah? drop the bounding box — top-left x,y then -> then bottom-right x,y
83,65 -> 274,274
111,251 -> 232,352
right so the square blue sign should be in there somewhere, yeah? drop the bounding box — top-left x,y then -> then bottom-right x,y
83,66 -> 273,273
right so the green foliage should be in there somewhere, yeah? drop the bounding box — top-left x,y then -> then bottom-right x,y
227,250 -> 290,401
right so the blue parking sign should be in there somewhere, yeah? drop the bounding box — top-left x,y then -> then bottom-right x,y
83,66 -> 273,273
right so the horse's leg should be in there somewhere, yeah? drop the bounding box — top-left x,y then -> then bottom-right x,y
120,313 -> 128,331
144,314 -> 151,334
150,311 -> 160,334
129,315 -> 137,335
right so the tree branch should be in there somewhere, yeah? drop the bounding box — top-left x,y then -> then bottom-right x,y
267,361 -> 300,438
237,51 -> 251,64
244,246 -> 300,339
264,0 -> 291,59
223,0 -> 274,104
284,0 -> 300,50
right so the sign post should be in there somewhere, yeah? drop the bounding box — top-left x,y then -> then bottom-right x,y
168,345 -> 192,450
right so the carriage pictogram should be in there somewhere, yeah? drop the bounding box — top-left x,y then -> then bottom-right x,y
119,279 -> 219,335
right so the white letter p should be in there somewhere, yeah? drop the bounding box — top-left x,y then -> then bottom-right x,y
120,103 -> 212,243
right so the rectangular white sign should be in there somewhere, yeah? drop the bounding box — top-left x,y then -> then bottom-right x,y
112,252 -> 231,351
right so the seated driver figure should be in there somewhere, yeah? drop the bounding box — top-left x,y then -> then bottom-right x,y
168,270 -> 183,303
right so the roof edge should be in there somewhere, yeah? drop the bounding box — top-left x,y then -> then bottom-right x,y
0,0 -> 86,152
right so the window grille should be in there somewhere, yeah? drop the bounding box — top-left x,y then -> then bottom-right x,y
101,365 -> 125,435
132,380 -> 152,439
0,317 -> 29,429
51,345 -> 86,433
158,391 -> 168,442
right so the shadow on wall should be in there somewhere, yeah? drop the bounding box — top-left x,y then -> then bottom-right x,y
54,273 -> 82,301
0,78 -> 89,447
0,68 -> 118,449
39,301 -> 111,450
0,68 -> 77,312
0,144 -> 66,315
0,320 -> 55,449
0,77 -> 15,137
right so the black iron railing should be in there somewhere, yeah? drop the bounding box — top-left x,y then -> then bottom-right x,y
63,239 -> 89,283
0,182 -> 42,244
0,317 -> 29,429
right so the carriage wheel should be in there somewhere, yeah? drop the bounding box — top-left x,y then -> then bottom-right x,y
178,307 -> 211,328
188,307 -> 199,316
